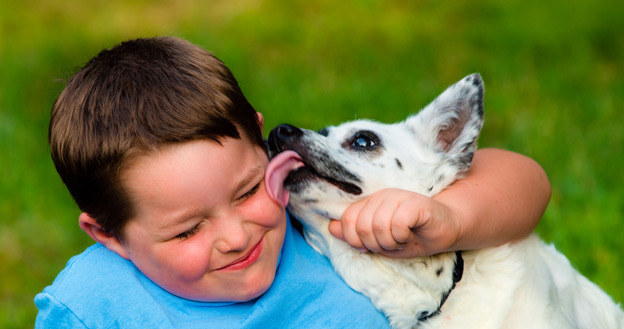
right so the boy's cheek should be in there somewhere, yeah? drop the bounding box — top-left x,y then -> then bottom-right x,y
143,241 -> 212,280
242,186 -> 287,227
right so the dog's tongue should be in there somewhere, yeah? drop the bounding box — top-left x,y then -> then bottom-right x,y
265,151 -> 304,207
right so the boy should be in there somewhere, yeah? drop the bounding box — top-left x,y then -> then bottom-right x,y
36,37 -> 550,328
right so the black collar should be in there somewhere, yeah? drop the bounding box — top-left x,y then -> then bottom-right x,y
418,251 -> 464,322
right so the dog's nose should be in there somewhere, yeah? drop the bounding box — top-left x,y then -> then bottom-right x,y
273,124 -> 303,140
267,124 -> 304,157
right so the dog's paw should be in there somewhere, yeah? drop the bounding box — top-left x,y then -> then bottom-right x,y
382,294 -> 441,329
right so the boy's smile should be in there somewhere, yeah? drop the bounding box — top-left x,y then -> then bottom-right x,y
108,137 -> 287,302
216,237 -> 264,271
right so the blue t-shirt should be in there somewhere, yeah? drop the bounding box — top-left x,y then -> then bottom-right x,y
35,216 -> 390,328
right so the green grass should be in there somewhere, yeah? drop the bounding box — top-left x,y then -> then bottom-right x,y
1,0 -> 623,327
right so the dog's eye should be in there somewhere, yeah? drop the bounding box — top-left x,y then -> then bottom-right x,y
348,131 -> 380,150
353,136 -> 375,148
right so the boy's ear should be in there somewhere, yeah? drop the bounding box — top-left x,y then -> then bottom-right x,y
256,112 -> 264,131
79,212 -> 130,260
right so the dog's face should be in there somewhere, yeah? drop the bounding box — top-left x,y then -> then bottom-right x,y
266,74 -> 484,221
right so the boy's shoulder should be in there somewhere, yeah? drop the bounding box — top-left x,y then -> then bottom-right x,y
35,244 -> 173,328
43,243 -> 125,292
40,243 -> 134,298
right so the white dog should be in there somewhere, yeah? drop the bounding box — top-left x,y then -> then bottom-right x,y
265,74 -> 624,329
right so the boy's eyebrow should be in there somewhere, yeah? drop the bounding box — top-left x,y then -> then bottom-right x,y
232,162 -> 265,195
158,162 -> 266,232
159,208 -> 205,232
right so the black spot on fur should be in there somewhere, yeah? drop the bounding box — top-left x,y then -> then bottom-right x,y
417,311 -> 431,321
315,150 -> 361,183
456,151 -> 475,170
463,74 -> 484,118
471,75 -> 482,87
436,267 -> 443,277
395,158 -> 403,169
317,127 -> 329,137
460,139 -> 476,152
475,86 -> 484,118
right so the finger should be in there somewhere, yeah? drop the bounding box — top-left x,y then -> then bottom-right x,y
372,200 -> 404,251
378,243 -> 427,258
391,201 -> 421,244
340,200 -> 368,250
328,220 -> 344,240
355,196 -> 387,253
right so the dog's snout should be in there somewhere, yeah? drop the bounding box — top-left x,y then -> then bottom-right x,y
267,124 -> 304,157
274,124 -> 302,139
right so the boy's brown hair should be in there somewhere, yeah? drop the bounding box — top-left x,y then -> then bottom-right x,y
49,36 -> 263,241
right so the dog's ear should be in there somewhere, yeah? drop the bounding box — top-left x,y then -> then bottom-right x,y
405,73 -> 484,169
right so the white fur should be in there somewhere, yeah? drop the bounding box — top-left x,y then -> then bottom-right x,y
275,74 -> 624,328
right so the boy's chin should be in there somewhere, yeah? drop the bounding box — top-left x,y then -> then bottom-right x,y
182,274 -> 276,303
236,283 -> 273,302
230,273 -> 276,302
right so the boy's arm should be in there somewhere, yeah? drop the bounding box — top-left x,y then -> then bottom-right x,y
328,148 -> 551,258
433,148 -> 550,251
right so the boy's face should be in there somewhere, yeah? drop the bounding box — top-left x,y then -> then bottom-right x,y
116,137 -> 287,302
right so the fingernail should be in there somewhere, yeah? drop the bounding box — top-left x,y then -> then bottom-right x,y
356,248 -> 368,253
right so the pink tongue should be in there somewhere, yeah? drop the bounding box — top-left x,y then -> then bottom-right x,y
265,151 -> 304,207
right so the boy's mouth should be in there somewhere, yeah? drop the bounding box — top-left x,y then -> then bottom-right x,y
216,237 -> 264,271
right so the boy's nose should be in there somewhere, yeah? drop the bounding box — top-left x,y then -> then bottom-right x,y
213,214 -> 250,254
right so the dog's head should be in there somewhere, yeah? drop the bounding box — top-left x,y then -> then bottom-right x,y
266,74 -> 484,220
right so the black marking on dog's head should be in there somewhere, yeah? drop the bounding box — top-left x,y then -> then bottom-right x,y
317,127 -> 329,137
463,74 -> 484,118
474,85 -> 484,118
457,151 -> 475,169
395,158 -> 403,170
460,139 -> 476,152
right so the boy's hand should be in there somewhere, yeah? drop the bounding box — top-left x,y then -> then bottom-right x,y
328,189 -> 461,258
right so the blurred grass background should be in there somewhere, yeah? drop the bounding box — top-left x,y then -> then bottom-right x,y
1,0 -> 622,327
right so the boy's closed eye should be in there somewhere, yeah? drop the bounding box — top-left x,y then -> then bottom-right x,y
236,181 -> 261,202
173,181 -> 262,240
175,222 -> 201,240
